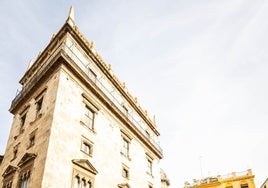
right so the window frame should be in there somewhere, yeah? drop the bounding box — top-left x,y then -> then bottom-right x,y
241,184 -> 249,188
1,166 -> 16,188
80,95 -> 99,132
28,129 -> 37,149
82,104 -> 95,130
71,160 -> 97,188
35,96 -> 43,118
146,154 -> 153,176
120,131 -> 132,159
122,164 -> 130,179
19,107 -> 29,134
17,161 -> 34,188
11,143 -> 20,161
81,137 -> 93,157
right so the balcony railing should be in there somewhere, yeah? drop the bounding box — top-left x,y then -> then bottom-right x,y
11,43 -> 63,106
12,41 -> 162,154
184,169 -> 253,188
63,43 -> 162,153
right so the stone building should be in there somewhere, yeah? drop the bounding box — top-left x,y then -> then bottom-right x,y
184,169 -> 256,188
0,7 -> 169,188
260,178 -> 268,188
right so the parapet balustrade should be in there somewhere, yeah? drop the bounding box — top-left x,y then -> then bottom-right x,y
184,169 -> 253,188
12,41 -> 162,154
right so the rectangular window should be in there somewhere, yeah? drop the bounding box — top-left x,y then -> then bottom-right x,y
28,129 -> 37,149
13,148 -> 18,160
241,184 -> 248,188
36,97 -> 43,118
121,137 -> 129,157
82,105 -> 95,130
146,155 -> 153,176
20,114 -> 27,133
122,164 -> 129,179
81,141 -> 93,156
29,135 -> 35,147
147,159 -> 152,175
121,131 -> 131,159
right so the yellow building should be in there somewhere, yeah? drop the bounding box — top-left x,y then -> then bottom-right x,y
0,7 -> 169,188
184,169 -> 256,188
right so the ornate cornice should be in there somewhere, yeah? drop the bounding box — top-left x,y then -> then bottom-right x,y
72,159 -> 98,175
2,165 -> 17,178
17,153 -> 37,167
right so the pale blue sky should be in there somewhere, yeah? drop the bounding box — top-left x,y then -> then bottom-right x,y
0,1 -> 268,187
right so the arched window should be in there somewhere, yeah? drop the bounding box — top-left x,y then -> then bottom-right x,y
73,175 -> 80,188
82,178 -> 87,188
71,159 -> 98,188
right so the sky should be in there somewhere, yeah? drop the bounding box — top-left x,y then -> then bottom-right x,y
0,0 -> 268,187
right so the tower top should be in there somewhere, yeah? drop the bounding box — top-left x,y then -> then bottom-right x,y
66,6 -> 75,27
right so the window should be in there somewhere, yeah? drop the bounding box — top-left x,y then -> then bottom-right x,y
20,175 -> 30,188
121,137 -> 129,157
17,153 -> 36,188
122,165 -> 129,179
36,97 -> 43,118
2,180 -> 12,188
29,135 -> 35,147
2,165 -> 16,188
13,148 -> 18,160
11,143 -> 20,161
73,175 -> 92,188
241,184 -> 248,188
81,94 -> 99,131
81,139 -> 93,157
82,143 -> 91,154
121,131 -> 131,158
28,129 -> 37,149
73,175 -> 80,188
147,158 -> 152,175
20,113 -> 27,133
72,159 -> 97,188
82,105 -> 95,130
81,178 -> 88,188
146,155 -> 153,176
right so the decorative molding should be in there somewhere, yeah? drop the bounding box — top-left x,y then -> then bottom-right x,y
72,159 -> 98,175
17,153 -> 37,167
2,165 -> 17,178
118,183 -> 131,188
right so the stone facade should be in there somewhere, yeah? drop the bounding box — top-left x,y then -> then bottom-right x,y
0,7 -> 169,188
